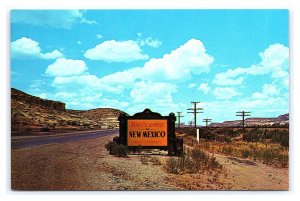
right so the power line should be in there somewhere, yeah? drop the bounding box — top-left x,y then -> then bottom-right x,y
202,118 -> 212,127
236,111 -> 251,128
176,112 -> 184,128
187,101 -> 203,128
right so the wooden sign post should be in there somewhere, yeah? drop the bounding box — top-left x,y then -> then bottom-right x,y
116,108 -> 183,156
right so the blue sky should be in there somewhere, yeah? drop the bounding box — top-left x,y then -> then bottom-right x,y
10,10 -> 289,124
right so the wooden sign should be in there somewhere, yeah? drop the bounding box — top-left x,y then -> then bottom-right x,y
127,119 -> 168,146
117,108 -> 183,156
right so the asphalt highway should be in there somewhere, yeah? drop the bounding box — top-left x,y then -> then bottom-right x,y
11,129 -> 119,150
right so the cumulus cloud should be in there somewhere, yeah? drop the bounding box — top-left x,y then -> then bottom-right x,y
263,83 -> 279,96
251,92 -> 268,99
202,95 -> 288,122
11,10 -> 96,29
130,81 -> 177,103
99,38 -> 214,84
139,37 -> 162,48
52,74 -> 123,94
84,40 -> 149,62
11,37 -> 64,60
198,83 -> 211,94
45,58 -> 87,77
213,44 -> 289,86
213,87 -> 241,99
251,83 -> 279,100
53,91 -> 103,109
213,68 -> 245,86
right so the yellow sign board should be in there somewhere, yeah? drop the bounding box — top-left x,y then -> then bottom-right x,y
127,119 -> 168,146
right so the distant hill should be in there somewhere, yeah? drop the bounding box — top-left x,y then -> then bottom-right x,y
11,88 -> 126,134
209,113 -> 289,127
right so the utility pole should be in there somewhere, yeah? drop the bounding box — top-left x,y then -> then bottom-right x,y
187,101 -> 203,128
176,112 -> 184,128
202,118 -> 212,127
236,111 -> 251,128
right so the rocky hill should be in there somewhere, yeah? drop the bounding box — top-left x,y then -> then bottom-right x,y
209,114 -> 289,127
11,88 -> 125,134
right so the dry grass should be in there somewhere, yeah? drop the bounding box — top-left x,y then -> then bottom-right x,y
165,147 -> 222,174
199,141 -> 288,167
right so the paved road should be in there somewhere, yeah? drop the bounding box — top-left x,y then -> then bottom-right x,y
11,129 -> 119,150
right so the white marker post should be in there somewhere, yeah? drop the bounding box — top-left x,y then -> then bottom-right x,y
196,128 -> 199,144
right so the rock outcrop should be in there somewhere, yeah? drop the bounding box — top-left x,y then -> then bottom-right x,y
11,88 -> 126,134
11,88 -> 65,111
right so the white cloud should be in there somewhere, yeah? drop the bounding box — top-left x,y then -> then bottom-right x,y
202,95 -> 288,122
52,74 -> 123,94
99,98 -> 129,108
188,83 -> 196,88
96,34 -> 103,39
40,50 -> 64,59
213,44 -> 289,87
251,92 -> 268,99
213,68 -> 245,86
198,83 -> 211,94
53,91 -> 103,109
84,40 -> 149,62
263,83 -> 279,96
139,37 -> 162,48
45,58 -> 87,77
99,38 -> 214,85
213,87 -> 241,99
53,75 -> 98,86
48,39 -> 214,113
145,38 -> 213,81
29,80 -> 46,89
11,10 -> 96,29
11,37 -> 64,60
77,41 -> 82,45
213,75 -> 244,86
130,81 -> 177,103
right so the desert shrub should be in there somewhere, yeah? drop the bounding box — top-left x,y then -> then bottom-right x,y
140,155 -> 149,165
240,149 -> 251,158
165,147 -> 222,174
243,128 -> 264,142
149,157 -> 162,166
165,157 -> 182,174
208,155 -> 222,169
214,141 -> 288,167
105,141 -> 115,151
243,128 -> 289,148
105,141 -> 128,157
221,146 -> 234,155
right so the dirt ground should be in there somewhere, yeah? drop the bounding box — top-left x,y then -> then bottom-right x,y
11,134 -> 288,190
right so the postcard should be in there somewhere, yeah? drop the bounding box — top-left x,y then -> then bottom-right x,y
11,10 -> 289,190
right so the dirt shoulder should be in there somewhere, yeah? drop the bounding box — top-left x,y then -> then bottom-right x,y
213,153 -> 289,190
11,134 -> 288,190
12,134 -> 180,190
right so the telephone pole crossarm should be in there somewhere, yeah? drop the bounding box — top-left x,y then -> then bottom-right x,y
176,112 -> 184,128
187,101 -> 203,128
236,111 -> 251,128
202,118 -> 212,127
